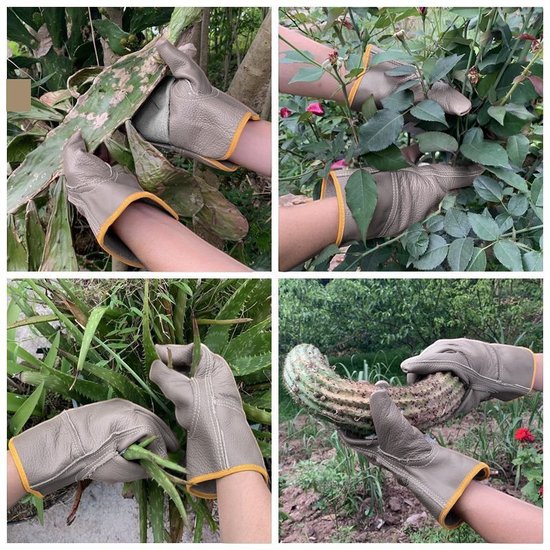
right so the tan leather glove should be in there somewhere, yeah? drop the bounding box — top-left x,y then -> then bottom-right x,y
63,131 -> 178,268
340,382 -> 489,529
402,338 -> 537,415
133,40 -> 259,172
321,165 -> 483,245
348,44 -> 471,115
149,343 -> 268,499
8,399 -> 179,498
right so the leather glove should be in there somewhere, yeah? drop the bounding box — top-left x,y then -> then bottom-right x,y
8,399 -> 179,498
348,44 -> 471,115
402,338 -> 537,415
321,165 -> 483,245
63,131 -> 178,268
340,381 -> 489,529
149,343 -> 268,499
133,40 -> 260,172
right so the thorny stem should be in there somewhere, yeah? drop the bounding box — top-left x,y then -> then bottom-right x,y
497,43 -> 543,106
397,36 -> 429,96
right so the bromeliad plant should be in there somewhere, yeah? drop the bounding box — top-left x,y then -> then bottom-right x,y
7,278 -> 271,542
279,7 -> 543,271
7,7 -> 258,271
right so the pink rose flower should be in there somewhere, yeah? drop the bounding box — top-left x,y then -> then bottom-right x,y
306,102 -> 324,116
280,107 -> 292,118
331,159 -> 348,169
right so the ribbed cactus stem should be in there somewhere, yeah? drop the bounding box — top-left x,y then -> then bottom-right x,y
284,344 -> 466,436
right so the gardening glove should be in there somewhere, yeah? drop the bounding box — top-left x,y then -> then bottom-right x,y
321,165 -> 483,245
149,343 -> 268,499
133,40 -> 260,172
8,399 -> 179,498
63,131 -> 178,268
348,44 -> 471,115
340,381 -> 490,529
402,338 -> 537,415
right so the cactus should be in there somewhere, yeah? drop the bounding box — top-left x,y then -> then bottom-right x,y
283,344 -> 466,436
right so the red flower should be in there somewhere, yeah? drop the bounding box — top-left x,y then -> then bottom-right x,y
280,107 -> 292,118
306,102 -> 324,116
331,159 -> 348,169
514,427 -> 536,443
539,486 -> 543,498
418,8 -> 427,17
327,50 -> 339,66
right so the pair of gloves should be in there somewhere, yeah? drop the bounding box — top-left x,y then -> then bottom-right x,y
9,344 -> 267,500
340,338 -> 536,529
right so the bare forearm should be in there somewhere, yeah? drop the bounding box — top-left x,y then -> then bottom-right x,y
279,199 -> 339,270
230,120 -> 272,177
216,471 -> 271,543
453,481 -> 542,543
112,202 -> 251,272
7,451 -> 26,508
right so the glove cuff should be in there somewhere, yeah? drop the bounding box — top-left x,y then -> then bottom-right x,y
8,438 -> 44,498
348,44 -> 375,110
493,344 -> 537,398
438,460 -> 490,529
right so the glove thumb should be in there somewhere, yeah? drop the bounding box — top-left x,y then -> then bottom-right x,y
417,164 -> 484,192
370,382 -> 431,458
427,81 -> 472,116
157,40 -> 211,94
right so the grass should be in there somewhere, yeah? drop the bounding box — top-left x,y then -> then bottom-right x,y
407,523 -> 484,543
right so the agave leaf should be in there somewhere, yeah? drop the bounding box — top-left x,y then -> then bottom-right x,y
125,121 -> 204,217
67,66 -> 103,97
222,318 -> 270,360
7,7 -> 203,213
25,201 -> 46,271
193,184 -> 249,241
39,178 -> 78,271
8,214 -> 28,271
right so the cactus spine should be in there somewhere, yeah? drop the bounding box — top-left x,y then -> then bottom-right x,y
284,344 -> 465,436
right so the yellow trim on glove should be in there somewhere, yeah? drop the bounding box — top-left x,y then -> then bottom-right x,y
221,111 -> 260,161
438,461 -> 490,530
8,439 -> 44,498
187,464 -> 269,499
96,192 -> 179,268
347,44 -> 374,108
527,348 -> 537,391
320,171 -> 346,246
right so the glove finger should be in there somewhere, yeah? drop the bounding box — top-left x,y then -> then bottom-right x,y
157,40 -> 193,79
406,372 -> 422,385
149,359 -> 192,407
177,43 -> 197,58
92,454 -> 148,483
155,344 -> 194,369
416,163 -> 484,192
428,81 -> 472,115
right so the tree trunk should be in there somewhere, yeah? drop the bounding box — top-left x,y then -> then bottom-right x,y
227,10 -> 271,115
199,8 -> 211,72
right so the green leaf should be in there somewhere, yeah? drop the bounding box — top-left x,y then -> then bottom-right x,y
381,89 -> 414,112
364,145 -> 409,171
410,100 -> 447,125
493,240 -> 523,271
345,170 -> 378,243
417,131 -> 458,153
357,109 -> 404,153
467,247 -> 487,271
413,234 -> 448,270
462,127 -> 484,145
384,65 -> 417,77
447,237 -> 474,271
43,7 -> 67,49
360,95 -> 378,121
7,8 -> 38,49
507,134 -> 530,167
76,306 -> 110,376
427,54 -> 464,83
504,104 -> 536,121
127,7 -> 174,34
531,176 -> 543,208
288,66 -> 325,84
507,194 -> 529,217
473,176 -> 503,202
39,178 -> 78,271
9,382 -> 44,436
7,133 -> 42,164
402,226 -> 430,258
460,141 -> 510,168
467,213 -> 501,241
280,49 -> 316,63
8,214 -> 27,271
370,50 -> 414,65
93,19 -> 131,56
486,167 -> 528,192
25,201 -> 46,272
487,105 -> 507,125
7,98 -> 65,123
444,208 -> 471,238
523,250 -> 542,272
